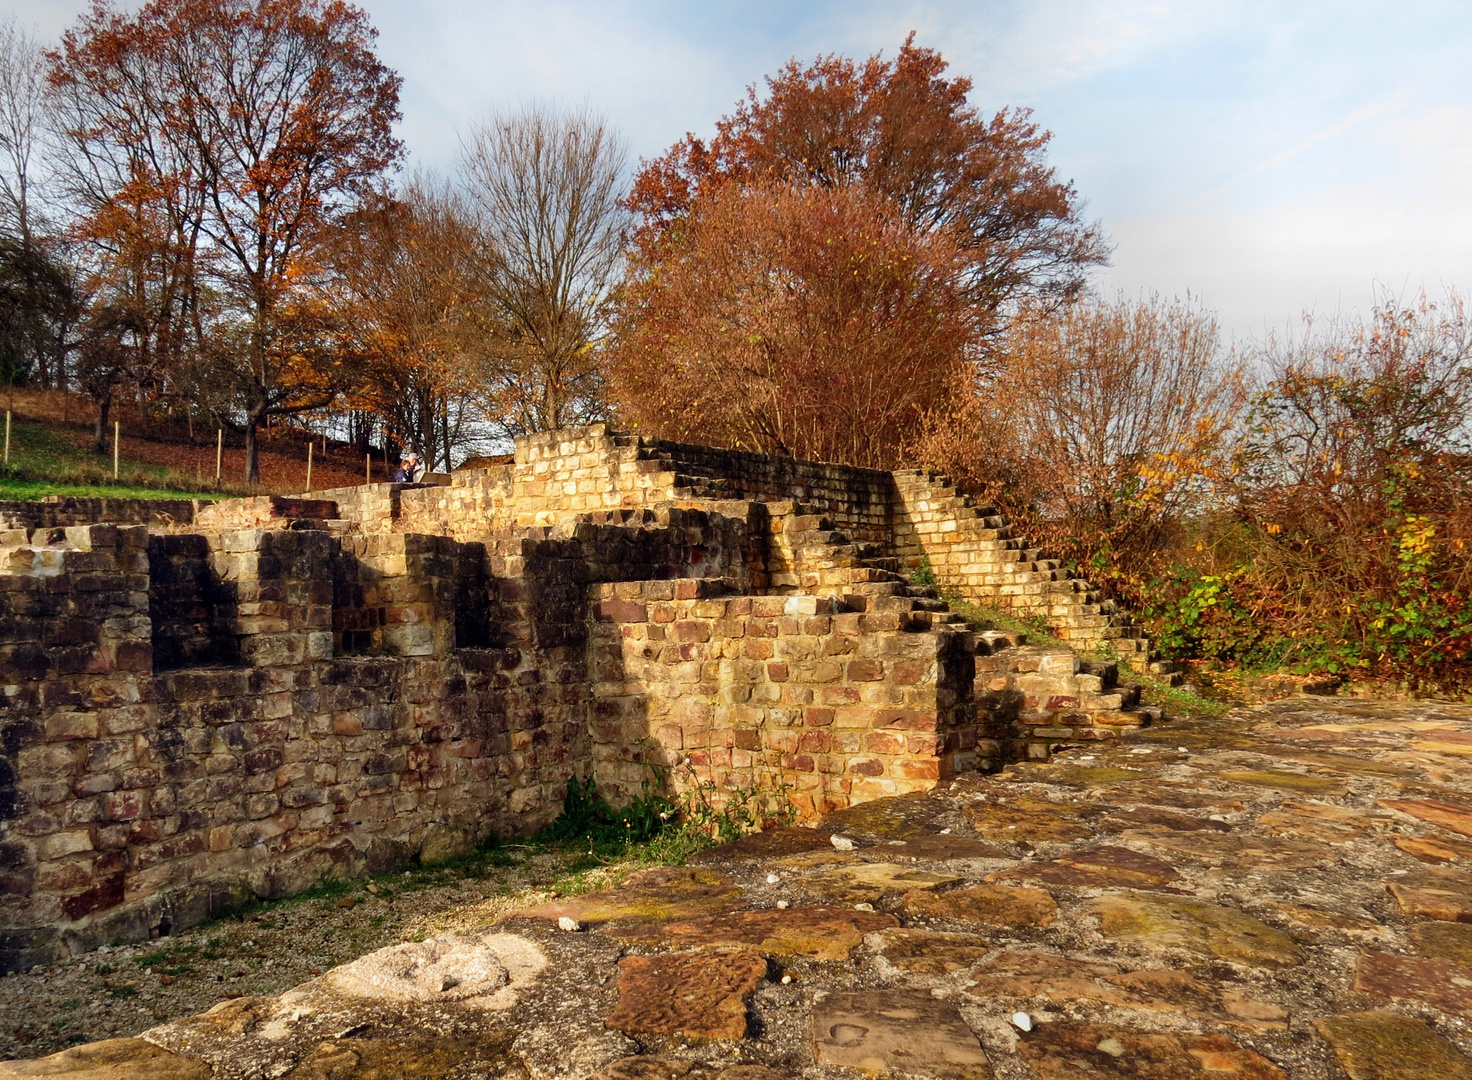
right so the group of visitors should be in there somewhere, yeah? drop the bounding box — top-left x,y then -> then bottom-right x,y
391,452 -> 425,483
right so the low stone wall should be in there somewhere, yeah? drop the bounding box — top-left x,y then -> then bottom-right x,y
588,580 -> 994,819
0,426 -> 1164,970
0,506 -> 771,970
0,497 -> 203,531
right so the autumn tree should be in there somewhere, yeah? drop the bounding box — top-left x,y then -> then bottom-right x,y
460,104 -> 629,438
612,182 -> 974,467
627,35 -> 1108,331
613,37 -> 1106,464
50,0 -> 403,482
325,179 -> 487,470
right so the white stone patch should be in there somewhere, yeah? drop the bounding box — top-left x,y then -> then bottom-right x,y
322,932 -> 546,1009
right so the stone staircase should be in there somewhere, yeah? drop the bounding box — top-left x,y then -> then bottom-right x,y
752,502 -> 1160,750
891,470 -> 1180,683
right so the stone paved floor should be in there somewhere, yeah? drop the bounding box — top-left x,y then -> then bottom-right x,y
7,696 -> 1472,1079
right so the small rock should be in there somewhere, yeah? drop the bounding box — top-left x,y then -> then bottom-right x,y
776,900 -> 789,909
366,884 -> 380,895
830,835 -> 856,851
1012,1012 -> 1033,1031
558,916 -> 582,932
766,873 -> 780,884
781,974 -> 792,985
336,896 -> 357,910
854,902 -> 875,912
1097,1037 -> 1126,1057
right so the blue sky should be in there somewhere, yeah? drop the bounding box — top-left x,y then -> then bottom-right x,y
16,0 -> 1472,343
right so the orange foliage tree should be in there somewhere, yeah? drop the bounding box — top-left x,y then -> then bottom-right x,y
324,180 -> 487,470
612,183 -> 972,468
626,35 -> 1107,327
50,0 -> 403,482
612,36 -> 1106,465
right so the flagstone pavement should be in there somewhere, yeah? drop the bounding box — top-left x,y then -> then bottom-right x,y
7,696 -> 1472,1079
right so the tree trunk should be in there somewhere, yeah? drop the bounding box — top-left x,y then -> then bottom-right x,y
245,408 -> 264,485
94,395 -> 111,455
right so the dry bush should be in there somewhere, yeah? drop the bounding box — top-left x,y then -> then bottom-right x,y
1215,294 -> 1472,680
916,294 -> 1243,582
610,183 -> 973,468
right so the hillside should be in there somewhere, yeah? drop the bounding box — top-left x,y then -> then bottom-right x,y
0,389 -> 384,501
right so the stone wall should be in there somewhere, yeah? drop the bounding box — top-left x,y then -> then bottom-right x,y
0,523 -> 589,971
0,497 -> 202,531
0,424 -> 1164,970
587,580 -> 993,819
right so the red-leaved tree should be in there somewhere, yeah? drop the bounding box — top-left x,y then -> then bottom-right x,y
612,36 -> 1106,466
611,183 -> 973,468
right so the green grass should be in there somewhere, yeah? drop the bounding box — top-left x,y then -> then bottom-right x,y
0,418 -> 236,501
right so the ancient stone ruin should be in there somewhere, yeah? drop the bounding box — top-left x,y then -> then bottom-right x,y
0,424 -> 1167,971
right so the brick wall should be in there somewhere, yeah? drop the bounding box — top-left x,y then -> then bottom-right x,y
0,425 -> 1161,969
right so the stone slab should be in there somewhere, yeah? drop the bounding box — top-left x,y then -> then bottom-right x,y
1354,951 -> 1472,1017
605,950 -> 767,1041
801,862 -> 958,901
511,867 -> 743,926
873,835 -> 1009,861
810,989 -> 992,1078
1093,893 -> 1304,969
992,846 -> 1183,891
1387,868 -> 1472,922
964,796 -> 1100,843
1396,834 -> 1472,863
904,884 -> 1058,927
820,793 -> 953,840
963,951 -> 1286,1029
1126,831 -> 1336,871
869,929 -> 993,974
1380,798 -> 1472,838
610,906 -> 896,960
1411,921 -> 1472,965
1314,1011 -> 1472,1080
1099,807 -> 1231,833
0,1040 -> 208,1079
1014,1022 -> 1288,1079
1215,770 -> 1347,795
1103,782 -> 1247,811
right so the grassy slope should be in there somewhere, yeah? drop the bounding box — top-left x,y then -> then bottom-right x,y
0,391 -> 369,501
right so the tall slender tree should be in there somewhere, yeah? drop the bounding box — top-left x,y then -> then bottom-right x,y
460,104 -> 629,438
